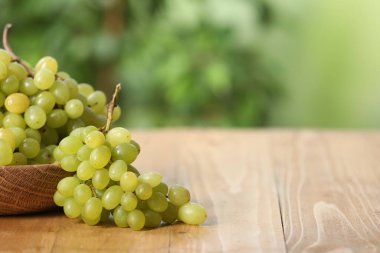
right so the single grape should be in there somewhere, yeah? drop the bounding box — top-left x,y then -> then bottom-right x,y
113,206 -> 129,228
168,185 -> 191,206
161,202 -> 178,224
138,172 -> 162,188
65,119 -> 86,134
92,169 -> 110,190
0,61 -> 7,80
4,93 -> 30,114
60,155 -> 80,172
84,130 -> 105,148
32,146 -> 56,164
24,105 -> 47,129
137,200 -> 148,210
102,185 -> 123,210
20,78 -> 38,96
106,127 -> 131,148
78,83 -> 94,97
76,161 -> 96,180
35,56 -> 58,74
32,91 -> 56,113
34,69 -> 55,90
40,127 -> 59,145
0,139 -> 13,165
108,160 -> 127,181
90,145 -> 111,169
1,75 -> 19,95
77,145 -> 92,161
147,192 -> 168,213
135,182 -> 153,200
53,146 -> 65,162
130,140 -> 140,154
111,143 -> 138,164
10,152 -> 27,165
50,80 -> 70,105
0,49 -> 11,65
143,210 -> 162,228
64,198 -> 82,218
87,91 -> 106,113
127,209 -> 145,231
3,113 -> 26,129
59,136 -> 83,155
0,128 -> 16,150
7,62 -> 27,81
47,109 -> 68,128
178,202 -> 207,225
120,171 -> 138,192
63,78 -> 79,99
57,176 -> 81,197
53,191 -> 67,207
9,127 -> 26,147
153,183 -> 169,196
82,197 -> 103,221
128,165 -> 141,176
120,192 -> 138,211
64,99 -> 84,119
57,71 -> 70,79
111,106 -> 121,122
25,128 -> 41,142
19,138 -> 40,158
82,215 -> 100,226
73,184 -> 92,205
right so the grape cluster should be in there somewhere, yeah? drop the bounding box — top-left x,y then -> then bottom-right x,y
53,127 -> 207,229
0,49 -> 120,166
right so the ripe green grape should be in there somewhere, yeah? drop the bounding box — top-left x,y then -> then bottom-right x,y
4,93 -> 30,114
59,136 -> 83,155
9,127 -> 26,147
10,152 -> 27,165
46,109 -> 68,129
60,155 -> 80,172
168,185 -> 191,206
178,202 -> 207,225
127,209 -> 145,231
63,78 -> 79,99
53,146 -> 65,162
40,126 -> 59,145
20,78 -> 38,96
33,91 -> 56,113
7,62 -> 27,81
73,184 -> 92,205
130,140 -> 140,154
25,128 -> 41,142
161,202 -> 178,224
147,192 -> 168,213
87,91 -> 106,113
127,165 -> 140,176
0,61 -> 7,80
138,172 -> 162,188
102,185 -> 123,210
63,198 -> 82,218
135,183 -> 153,200
0,139 -> 13,165
64,99 -> 84,119
143,210 -> 162,228
33,146 -> 55,164
92,169 -> 110,190
66,119 -> 86,134
77,145 -> 92,161
90,145 -> 111,169
24,105 -> 47,129
19,138 -> 40,158
0,128 -> 16,150
82,197 -> 103,221
3,113 -> 26,129
76,161 -> 96,180
0,49 -> 11,65
57,176 -> 81,197
120,171 -> 138,192
113,206 -> 129,228
84,130 -> 105,148
34,69 -> 55,90
108,160 -> 127,181
106,127 -> 131,148
111,106 -> 121,122
1,75 -> 19,95
78,83 -> 94,97
50,80 -> 70,105
153,183 -> 169,196
53,190 -> 67,207
35,56 -> 58,74
120,192 -> 138,211
111,143 -> 138,164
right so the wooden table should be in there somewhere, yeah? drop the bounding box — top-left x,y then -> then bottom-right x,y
1,130 -> 380,253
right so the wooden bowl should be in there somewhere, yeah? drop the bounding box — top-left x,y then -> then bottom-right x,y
0,164 -> 70,215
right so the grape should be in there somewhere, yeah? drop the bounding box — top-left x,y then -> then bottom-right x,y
60,155 -> 80,172
87,91 -> 106,113
73,184 -> 92,205
8,62 -> 27,81
78,83 -> 94,97
57,176 -> 81,197
33,146 -> 56,164
1,75 -> 19,95
120,171 -> 138,192
9,127 -> 26,147
66,119 -> 85,133
102,185 -> 123,210
53,191 -> 67,207
34,69 -> 55,90
135,183 -> 153,200
106,127 -> 131,148
137,200 -> 148,210
90,145 -> 111,169
25,128 -> 41,142
40,127 -> 59,145
0,139 -> 13,165
127,210 -> 145,231
84,130 -> 105,148
92,169 -> 110,190
77,145 -> 92,161
63,198 -> 82,218
178,202 -> 207,225
64,99 -> 84,119
120,192 -> 138,211
82,215 -> 100,226
130,140 -> 140,154
161,202 -> 178,224
111,143 -> 138,164
0,128 -> 16,150
153,183 -> 169,196
19,138 -> 40,159
0,91 -> 5,107
108,160 -> 127,181
20,78 -> 38,96
0,49 -> 11,65
168,185 -> 190,206
0,61 -> 7,80
53,146 -> 65,162
144,210 -> 162,228
4,93 -> 30,114
47,109 -> 68,128
128,165 -> 141,176
82,197 -> 103,221
33,91 -> 56,113
138,172 -> 162,188
59,136 -> 83,155
50,80 -> 70,105
63,78 -> 79,99
3,113 -> 26,129
111,106 -> 121,122
76,161 -> 96,180
10,152 -> 27,165
35,56 -> 58,74
24,105 -> 47,129
113,206 -> 129,228
147,192 -> 168,213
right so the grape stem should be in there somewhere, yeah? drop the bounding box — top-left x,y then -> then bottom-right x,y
2,23 -> 34,77
100,83 -> 122,133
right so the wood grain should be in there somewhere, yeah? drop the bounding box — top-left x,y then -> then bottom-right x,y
1,130 -> 380,252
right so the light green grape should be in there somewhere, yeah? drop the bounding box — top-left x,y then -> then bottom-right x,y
0,61 -> 7,80
40,127 -> 59,145
143,210 -> 162,228
0,49 -> 11,65
135,183 -> 153,200
77,145 -> 92,161
25,128 -> 41,142
120,192 -> 138,211
153,183 -> 169,196
64,198 -> 82,218
0,139 -> 13,165
128,165 -> 141,176
19,138 -> 40,158
4,93 -> 30,114
53,146 -> 65,162
161,202 -> 178,224
102,185 -> 123,210
78,83 -> 94,97
76,161 -> 96,180
59,136 -> 83,155
64,99 -> 84,119
90,145 -> 111,169
46,109 -> 68,129
63,78 -> 79,99
111,105 -> 121,122
84,130 -> 105,148
50,80 -> 70,105
130,140 -> 140,154
53,190 -> 67,207
34,69 -> 55,90
3,113 -> 26,129
1,75 -> 19,95
113,206 -> 129,228
24,105 -> 47,129
87,91 -> 106,113
0,128 -> 16,150
33,91 -> 56,113
82,197 -> 103,221
9,127 -> 26,147
120,171 -> 138,192
82,215 -> 100,226
35,56 -> 58,74
73,184 -> 92,205
127,210 -> 145,231
10,152 -> 27,165
57,71 -> 70,79
60,155 -> 80,172
32,146 -> 55,164
65,119 -> 85,134
7,62 -> 27,81
168,185 -> 191,206
109,160 -> 127,181
147,192 -> 168,213
92,168 -> 110,190
111,143 -> 138,164
178,202 -> 207,225
80,106 -> 106,128
138,172 -> 162,188
106,127 -> 131,148
57,176 -> 81,197
20,78 -> 38,96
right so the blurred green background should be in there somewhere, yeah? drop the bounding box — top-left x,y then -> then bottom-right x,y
1,0 -> 380,128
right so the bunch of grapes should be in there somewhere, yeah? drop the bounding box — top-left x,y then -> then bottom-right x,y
0,24 -> 207,229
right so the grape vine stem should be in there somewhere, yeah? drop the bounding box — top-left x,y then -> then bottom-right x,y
2,23 -> 34,77
100,83 -> 122,133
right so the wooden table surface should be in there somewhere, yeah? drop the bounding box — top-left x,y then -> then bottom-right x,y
1,129 -> 380,253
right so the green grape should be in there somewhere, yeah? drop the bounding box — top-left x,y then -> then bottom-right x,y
102,185 -> 123,210
4,93 -> 30,114
35,56 -> 58,74
63,78 -> 79,99
0,91 -> 5,107
137,200 -> 148,210
0,139 -> 13,165
24,105 -> 47,129
59,136 -> 83,155
80,107 -> 106,127
153,183 -> 169,196
7,62 -> 27,81
64,198 -> 82,218
64,99 -> 84,119
178,202 -> 207,225
92,169 -> 110,190
113,206 -> 129,228
82,215 -> 100,226
111,143 -> 138,164
50,80 -> 70,105
47,109 -> 68,128
65,119 -> 85,134
0,49 -> 11,65
82,125 -> 97,137
10,152 -> 27,165
78,83 -> 94,97
111,105 -> 121,122
33,91 -> 56,113
120,192 -> 138,211
57,71 -> 70,79
34,69 -> 55,90
82,197 -> 103,221
53,190 -> 67,207
25,128 -> 41,142
168,185 -> 191,206
75,93 -> 88,106
128,165 -> 141,176
106,127 -> 131,148
33,146 -> 55,164
144,210 -> 162,228
0,61 -> 7,80
20,78 -> 38,96
120,171 -> 138,192
19,138 -> 40,159
60,155 -> 80,172
53,146 -> 65,162
135,183 -> 153,200
130,140 -> 140,154
95,189 -> 105,199
57,176 -> 81,197
73,184 -> 92,205
84,130 -> 105,149
108,160 -> 127,181
0,128 -> 16,150
9,127 -> 26,147
161,202 -> 178,224
76,161 -> 96,180
1,75 -> 19,95
127,210 -> 145,231
147,192 -> 168,213
87,91 -> 106,113
3,113 -> 26,129
40,127 -> 59,145
138,172 -> 162,188
90,145 -> 111,169
77,145 -> 92,161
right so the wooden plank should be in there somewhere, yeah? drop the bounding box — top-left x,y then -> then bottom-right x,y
272,130 -> 380,253
0,130 -> 286,253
